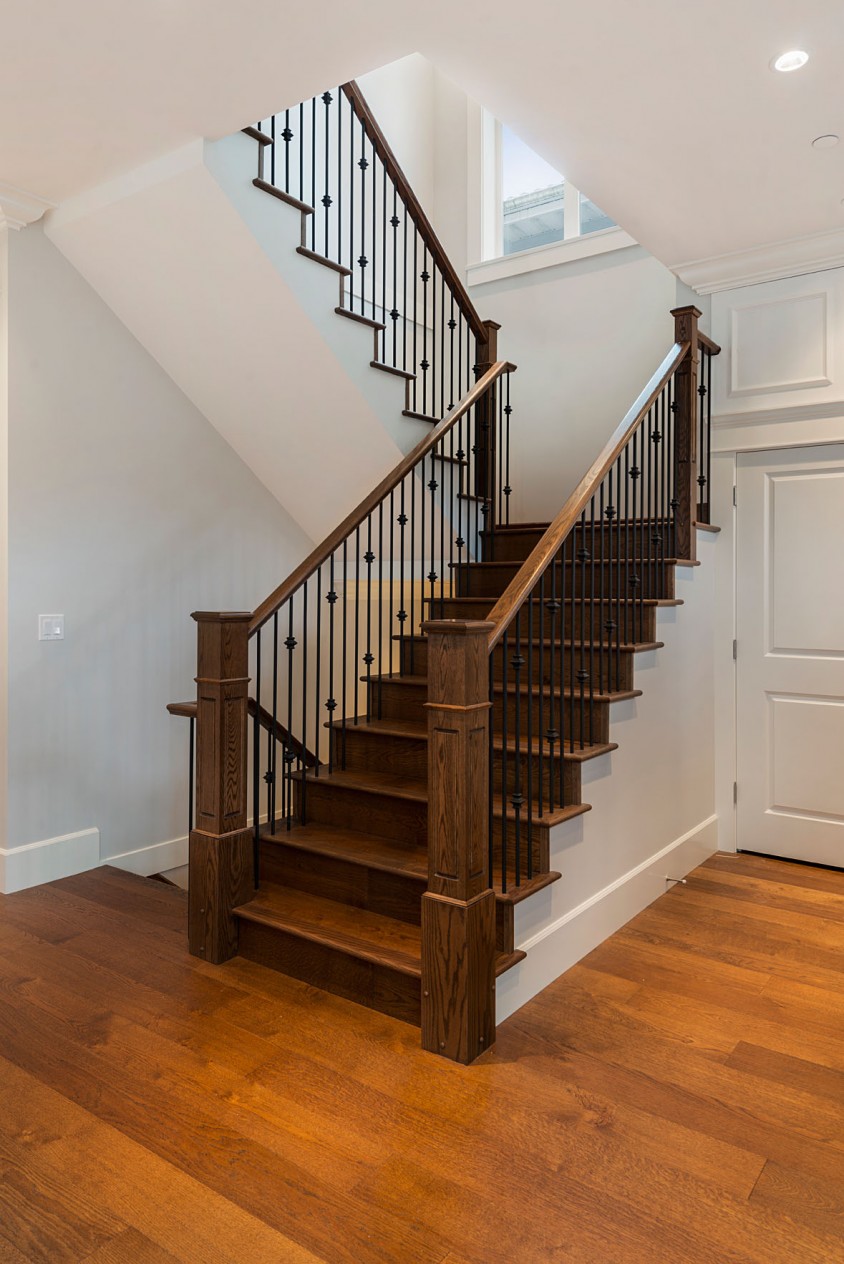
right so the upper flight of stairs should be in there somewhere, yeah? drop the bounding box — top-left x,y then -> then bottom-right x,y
232,519 -> 683,1025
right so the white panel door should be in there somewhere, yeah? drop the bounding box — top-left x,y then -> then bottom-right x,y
736,445 -> 844,867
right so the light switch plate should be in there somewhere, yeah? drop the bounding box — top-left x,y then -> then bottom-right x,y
38,614 -> 64,641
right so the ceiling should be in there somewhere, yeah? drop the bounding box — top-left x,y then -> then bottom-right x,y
2,0 -> 842,284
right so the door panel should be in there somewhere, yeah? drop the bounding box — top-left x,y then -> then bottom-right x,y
736,445 -> 844,867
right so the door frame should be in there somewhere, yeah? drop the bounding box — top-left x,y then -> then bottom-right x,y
711,427 -> 844,856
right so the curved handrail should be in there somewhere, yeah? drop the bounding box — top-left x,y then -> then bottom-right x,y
341,81 -> 486,343
250,360 -> 516,635
485,342 -> 690,651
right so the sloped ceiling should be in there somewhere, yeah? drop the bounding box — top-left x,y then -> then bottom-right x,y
2,0 -> 842,280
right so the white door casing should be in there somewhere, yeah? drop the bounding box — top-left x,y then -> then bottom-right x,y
736,444 -> 844,867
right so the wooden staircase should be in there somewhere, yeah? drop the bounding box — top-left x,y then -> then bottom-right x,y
169,81 -> 720,1064
229,517 -> 684,1026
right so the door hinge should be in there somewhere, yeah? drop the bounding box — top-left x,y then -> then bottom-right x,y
732,638 -> 737,661
733,781 -> 738,805
733,485 -> 737,507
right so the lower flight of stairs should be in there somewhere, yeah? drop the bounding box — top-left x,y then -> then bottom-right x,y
231,520 -> 688,1027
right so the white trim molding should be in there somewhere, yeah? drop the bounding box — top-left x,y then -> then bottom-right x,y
673,226 -> 844,295
496,815 -> 718,1023
0,828 -> 100,894
467,227 -> 638,288
0,181 -> 56,231
714,399 -> 844,431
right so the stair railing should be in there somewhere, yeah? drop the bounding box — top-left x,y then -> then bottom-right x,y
481,306 -> 720,896
179,362 -> 515,969
249,81 -> 499,430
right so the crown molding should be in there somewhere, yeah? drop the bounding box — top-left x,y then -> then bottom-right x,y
672,226 -> 844,295
0,181 -> 56,231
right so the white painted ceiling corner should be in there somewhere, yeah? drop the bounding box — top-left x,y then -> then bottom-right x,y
671,226 -> 844,294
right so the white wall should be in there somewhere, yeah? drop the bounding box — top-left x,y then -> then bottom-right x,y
0,227 -> 8,863
3,224 -> 312,883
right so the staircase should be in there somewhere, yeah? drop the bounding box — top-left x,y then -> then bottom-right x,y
170,80 -> 720,1064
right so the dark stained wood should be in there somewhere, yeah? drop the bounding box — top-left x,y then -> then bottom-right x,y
250,362 -> 514,634
252,176 -> 313,217
296,245 -> 351,276
1,858 -> 843,1262
671,305 -> 701,562
485,340 -> 690,649
341,81 -> 487,342
241,125 -> 274,146
189,612 -> 255,964
168,697 -> 316,766
697,329 -> 722,356
421,620 -> 497,1064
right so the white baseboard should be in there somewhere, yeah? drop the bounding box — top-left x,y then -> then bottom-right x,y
0,828 -> 101,894
496,814 -> 718,1023
106,833 -> 189,878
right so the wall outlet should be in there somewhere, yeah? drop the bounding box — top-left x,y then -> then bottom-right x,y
38,614 -> 64,641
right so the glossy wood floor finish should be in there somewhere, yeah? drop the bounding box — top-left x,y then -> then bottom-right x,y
1,852 -> 843,1263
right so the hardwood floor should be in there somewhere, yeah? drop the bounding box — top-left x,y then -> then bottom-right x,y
0,852 -> 842,1262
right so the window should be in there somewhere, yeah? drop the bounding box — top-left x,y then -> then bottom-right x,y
496,122 -> 615,259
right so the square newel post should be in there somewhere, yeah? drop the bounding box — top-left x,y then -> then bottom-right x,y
670,305 -> 701,563
473,319 -> 501,511
189,611 -> 255,964
421,619 -> 497,1064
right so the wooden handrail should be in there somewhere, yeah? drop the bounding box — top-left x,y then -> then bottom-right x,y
167,697 -> 318,766
250,360 -> 516,635
341,81 -> 487,343
697,330 -> 721,356
485,342 -> 690,651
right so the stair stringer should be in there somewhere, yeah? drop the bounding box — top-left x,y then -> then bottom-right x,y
498,528 -> 719,1023
45,136 -> 429,542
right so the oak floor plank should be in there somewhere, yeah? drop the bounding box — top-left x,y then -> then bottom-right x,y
1,852 -> 844,1263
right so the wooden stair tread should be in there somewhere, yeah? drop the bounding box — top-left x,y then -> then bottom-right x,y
235,884 -> 422,975
335,306 -> 386,331
401,409 -> 437,423
328,715 -> 617,763
370,360 -> 415,380
260,821 -> 427,879
253,177 -> 312,215
364,671 -> 642,705
236,884 -> 524,980
394,633 -> 665,654
425,595 -> 684,608
302,765 -> 591,826
453,558 -> 695,570
296,246 -> 351,275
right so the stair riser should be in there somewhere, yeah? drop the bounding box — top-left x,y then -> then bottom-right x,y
490,823 -> 550,875
400,637 -> 635,691
492,693 -> 610,745
482,531 -> 546,563
368,679 -> 427,723
336,726 -> 427,780
298,779 -> 428,847
493,750 -> 581,804
236,918 -> 421,1025
455,563 -> 675,601
431,599 -> 657,641
259,839 -> 425,925
570,523 -> 676,558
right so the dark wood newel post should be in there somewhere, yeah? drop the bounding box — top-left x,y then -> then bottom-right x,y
474,319 -> 501,509
189,611 -> 255,964
670,305 -> 701,562
421,620 -> 497,1064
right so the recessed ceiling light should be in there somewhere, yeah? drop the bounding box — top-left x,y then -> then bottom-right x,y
771,49 -> 809,72
813,133 -> 839,149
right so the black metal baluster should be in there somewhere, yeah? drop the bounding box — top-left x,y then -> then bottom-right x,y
526,593 -> 534,880
388,491 -> 395,680
597,484 -> 604,705
314,567 -> 322,777
359,114 -> 367,317
322,91 -> 332,259
285,604 -> 294,830
378,502 -> 384,715
328,553 -> 336,774
271,611 -> 279,833
300,584 -> 309,824
253,629 -> 261,869
381,162 -> 387,362
421,246 -> 429,414
311,95 -> 317,250
623,441 -> 631,647
284,107 -> 291,190
391,188 -> 399,366
298,101 -> 304,207
538,572 -> 546,817
398,481 -> 407,675
189,713 -> 195,838
430,262 -> 436,416
337,92 -> 342,270
412,230 -> 418,412
500,627 -> 508,895
270,112 -> 276,187
706,351 -> 712,524
488,657 -> 495,890
364,517 -> 373,722
410,474 -> 416,670
512,611 -> 523,887
402,208 -> 409,376
349,102 -> 355,311
449,294 -> 456,411
354,526 -> 360,724
440,274 -> 446,418
370,133 -> 377,327
341,538 -> 348,767
428,454 -> 437,615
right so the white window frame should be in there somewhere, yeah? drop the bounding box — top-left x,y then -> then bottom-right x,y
467,105 -> 636,285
